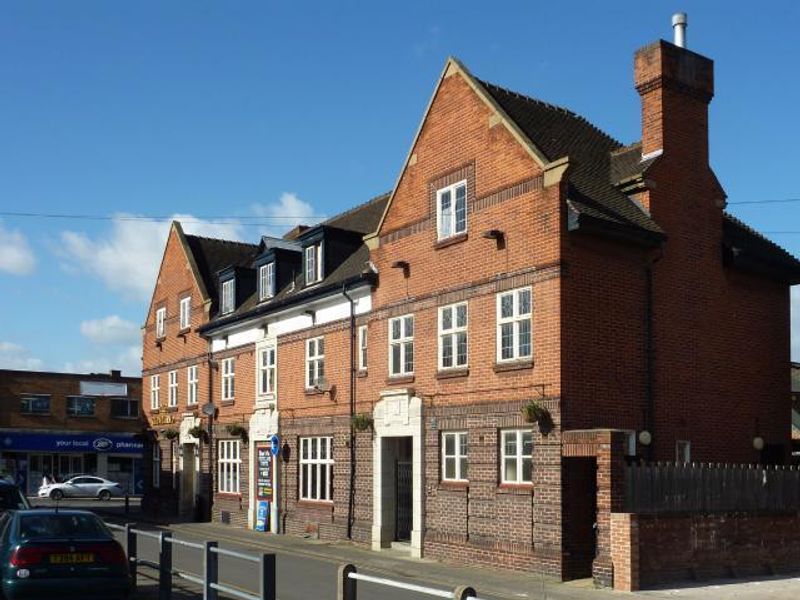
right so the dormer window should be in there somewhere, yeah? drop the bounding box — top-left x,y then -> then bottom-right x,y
305,244 -> 322,285
221,279 -> 235,315
259,262 -> 275,301
437,180 -> 467,240
155,307 -> 166,338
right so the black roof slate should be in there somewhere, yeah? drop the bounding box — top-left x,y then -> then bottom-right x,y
183,236 -> 259,306
476,79 -> 664,237
196,193 -> 389,331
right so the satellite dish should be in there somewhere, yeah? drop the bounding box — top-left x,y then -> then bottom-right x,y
314,378 -> 332,393
201,402 -> 216,417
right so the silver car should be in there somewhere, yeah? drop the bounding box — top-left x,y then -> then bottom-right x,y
38,476 -> 122,501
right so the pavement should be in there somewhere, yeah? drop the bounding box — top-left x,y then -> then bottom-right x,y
29,498 -> 798,600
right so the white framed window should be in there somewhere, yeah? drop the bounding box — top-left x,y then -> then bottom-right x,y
218,440 -> 241,494
389,315 -> 414,376
221,357 -> 235,401
436,180 -> 467,240
150,375 -> 160,410
305,244 -> 322,285
358,325 -> 367,371
168,370 -> 178,407
496,287 -> 532,362
179,296 -> 191,330
152,444 -> 161,488
439,302 -> 468,370
259,262 -> 275,301
257,345 -> 277,402
676,440 -> 691,464
155,307 -> 166,338
221,279 -> 235,314
305,337 -> 325,388
187,365 -> 198,406
300,436 -> 333,501
442,431 -> 468,482
501,429 -> 533,484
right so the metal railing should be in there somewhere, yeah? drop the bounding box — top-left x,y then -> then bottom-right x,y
337,563 -> 487,600
107,522 -> 275,600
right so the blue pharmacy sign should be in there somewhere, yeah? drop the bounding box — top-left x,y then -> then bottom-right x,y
0,431 -> 143,455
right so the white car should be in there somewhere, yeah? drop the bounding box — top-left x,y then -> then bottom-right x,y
38,475 -> 123,501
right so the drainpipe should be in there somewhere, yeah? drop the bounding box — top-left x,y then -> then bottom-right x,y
341,283 -> 357,539
644,250 -> 663,461
206,351 -> 215,521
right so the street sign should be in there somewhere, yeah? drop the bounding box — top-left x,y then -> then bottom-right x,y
270,434 -> 280,456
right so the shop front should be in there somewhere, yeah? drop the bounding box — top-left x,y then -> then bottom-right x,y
0,430 -> 144,495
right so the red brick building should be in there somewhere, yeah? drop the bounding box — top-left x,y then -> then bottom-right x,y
142,20 -> 800,582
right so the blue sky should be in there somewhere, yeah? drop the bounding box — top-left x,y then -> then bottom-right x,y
1,0 -> 799,375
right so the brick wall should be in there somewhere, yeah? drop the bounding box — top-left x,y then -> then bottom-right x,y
612,512 -> 800,590
0,369 -> 142,433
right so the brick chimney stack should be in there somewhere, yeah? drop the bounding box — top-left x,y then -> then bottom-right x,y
634,31 -> 714,164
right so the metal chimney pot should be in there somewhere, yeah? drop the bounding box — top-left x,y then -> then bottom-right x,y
672,12 -> 688,48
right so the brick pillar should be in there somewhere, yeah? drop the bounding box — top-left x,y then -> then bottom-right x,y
610,513 -> 640,591
592,430 -> 627,587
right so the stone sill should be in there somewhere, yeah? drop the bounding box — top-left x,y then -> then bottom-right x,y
434,232 -> 468,250
386,375 -> 415,386
436,368 -> 469,380
493,359 -> 534,373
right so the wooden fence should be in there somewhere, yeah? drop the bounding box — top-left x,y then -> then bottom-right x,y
624,462 -> 800,514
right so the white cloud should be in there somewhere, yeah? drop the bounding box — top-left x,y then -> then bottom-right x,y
251,192 -> 322,233
0,221 -> 36,275
80,315 -> 141,345
792,286 -> 799,362
63,345 -> 141,377
0,341 -> 44,370
58,214 -> 243,302
57,195 -> 320,302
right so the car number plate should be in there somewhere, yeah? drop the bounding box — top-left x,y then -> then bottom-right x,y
49,553 -> 94,564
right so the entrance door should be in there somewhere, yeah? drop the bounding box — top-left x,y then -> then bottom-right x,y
181,444 -> 195,515
562,457 -> 598,579
395,459 -> 412,541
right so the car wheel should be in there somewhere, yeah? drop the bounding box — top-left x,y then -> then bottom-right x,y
98,489 -> 112,501
50,489 -> 64,501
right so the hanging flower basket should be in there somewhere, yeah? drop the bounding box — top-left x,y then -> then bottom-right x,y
226,423 -> 248,442
163,428 -> 180,441
352,413 -> 374,432
188,425 -> 206,440
521,400 -> 553,434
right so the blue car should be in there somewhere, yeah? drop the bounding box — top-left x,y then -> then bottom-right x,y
0,509 -> 129,599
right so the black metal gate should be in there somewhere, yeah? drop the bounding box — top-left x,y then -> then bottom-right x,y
395,460 -> 412,541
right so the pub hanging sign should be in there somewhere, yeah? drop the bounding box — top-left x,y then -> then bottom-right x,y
256,445 -> 273,502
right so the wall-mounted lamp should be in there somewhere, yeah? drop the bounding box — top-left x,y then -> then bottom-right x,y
391,260 -> 410,278
482,229 -> 506,249
638,430 -> 652,446
753,436 -> 765,451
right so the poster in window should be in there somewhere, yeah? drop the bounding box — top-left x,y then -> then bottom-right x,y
256,445 -> 272,501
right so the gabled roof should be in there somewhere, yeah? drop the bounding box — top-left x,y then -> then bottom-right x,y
370,57 -> 663,243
